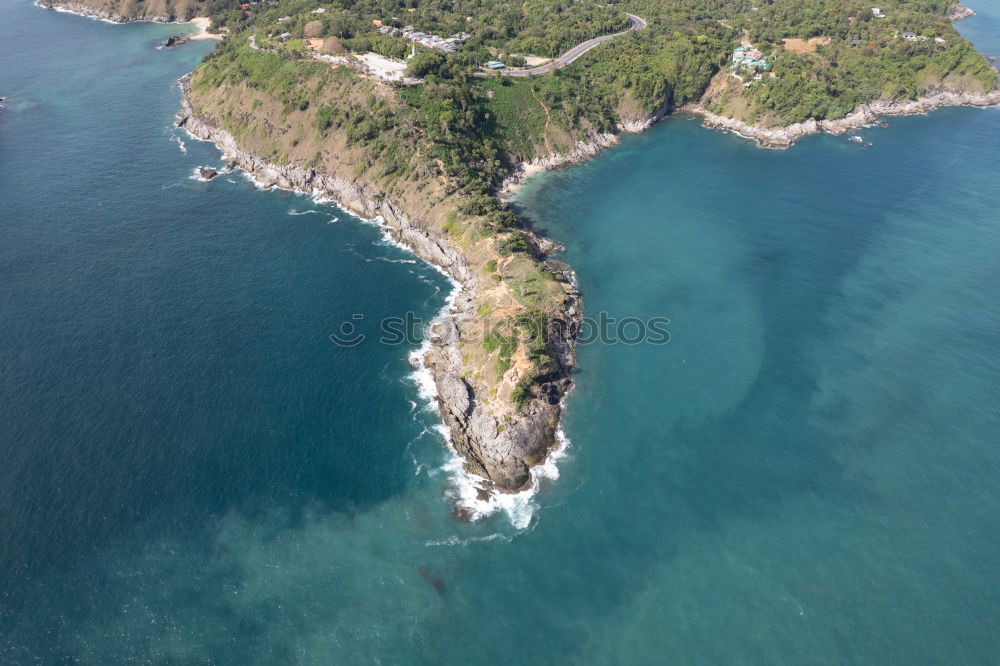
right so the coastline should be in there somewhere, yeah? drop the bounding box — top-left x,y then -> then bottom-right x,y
499,132 -> 619,199
35,0 -> 219,36
683,88 -> 1000,149
499,102 -> 674,198
949,3 -> 977,21
35,0 -> 177,23
37,0 -> 999,522
33,0 -> 583,520
187,17 -> 222,41
175,77 -> 582,520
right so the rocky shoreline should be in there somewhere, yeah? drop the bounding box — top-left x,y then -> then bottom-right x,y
499,132 -> 619,198
684,88 -> 1000,149
175,77 -> 581,501
499,102 -> 674,197
948,3 -> 976,22
52,0 -> 1000,509
35,0 -> 182,23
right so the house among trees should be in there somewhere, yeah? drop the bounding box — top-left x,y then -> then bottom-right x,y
731,46 -> 769,70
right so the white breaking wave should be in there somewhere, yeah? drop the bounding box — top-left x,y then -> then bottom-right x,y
37,2 -> 123,23
424,532 -> 516,547
287,208 -> 321,216
377,257 -> 418,265
172,134 -> 187,154
436,425 -> 570,530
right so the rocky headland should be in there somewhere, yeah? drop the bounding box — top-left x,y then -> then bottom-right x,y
39,0 -> 1000,514
178,57 -> 998,502
948,3 -> 977,22
685,88 -> 1000,149
35,0 -> 190,23
176,77 -> 582,499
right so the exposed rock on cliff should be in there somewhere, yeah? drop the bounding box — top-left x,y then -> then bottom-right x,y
686,88 -> 1000,148
36,0 -> 198,23
948,3 -> 976,21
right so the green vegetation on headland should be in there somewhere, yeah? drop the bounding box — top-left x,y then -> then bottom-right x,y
190,0 -> 997,136
42,0 -> 999,487
702,0 -> 998,125
188,37 -> 571,425
182,0 -> 993,490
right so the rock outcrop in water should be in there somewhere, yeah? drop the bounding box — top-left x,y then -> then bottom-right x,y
164,34 -> 190,48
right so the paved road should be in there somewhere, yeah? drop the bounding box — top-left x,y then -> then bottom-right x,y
494,14 -> 647,77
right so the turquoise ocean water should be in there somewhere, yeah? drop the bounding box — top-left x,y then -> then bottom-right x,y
2,0 -> 1000,662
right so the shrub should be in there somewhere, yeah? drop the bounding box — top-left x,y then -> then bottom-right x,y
322,37 -> 344,54
406,50 -> 446,78
303,20 -> 323,38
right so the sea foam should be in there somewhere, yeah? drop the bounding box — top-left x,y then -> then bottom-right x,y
406,286 -> 571,530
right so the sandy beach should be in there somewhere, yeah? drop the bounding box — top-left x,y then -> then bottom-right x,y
187,16 -> 222,40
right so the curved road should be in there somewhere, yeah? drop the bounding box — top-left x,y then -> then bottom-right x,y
494,13 -> 647,77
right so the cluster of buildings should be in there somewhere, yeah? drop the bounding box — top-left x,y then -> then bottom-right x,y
238,0 -> 278,15
393,27 -> 470,53
900,31 -> 946,44
731,46 -> 769,70
273,11 -> 472,54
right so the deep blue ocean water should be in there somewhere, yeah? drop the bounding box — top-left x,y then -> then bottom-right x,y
3,0 -> 1000,662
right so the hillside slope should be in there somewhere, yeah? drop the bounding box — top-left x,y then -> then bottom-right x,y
180,44 -> 582,493
38,0 -> 204,22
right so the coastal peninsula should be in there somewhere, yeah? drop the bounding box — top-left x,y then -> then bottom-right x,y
38,0 -> 1000,507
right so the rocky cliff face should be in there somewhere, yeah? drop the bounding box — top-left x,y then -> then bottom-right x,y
685,88 -> 1000,148
36,0 -> 196,23
948,3 -> 976,22
616,99 -> 674,133
427,285 -> 579,491
176,77 -> 580,495
499,102 -> 673,195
